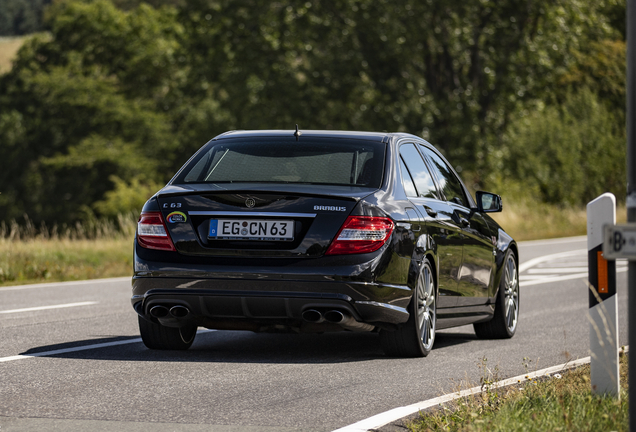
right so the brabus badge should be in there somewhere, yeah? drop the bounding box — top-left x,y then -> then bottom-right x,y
245,198 -> 256,208
167,211 -> 187,223
313,205 -> 347,212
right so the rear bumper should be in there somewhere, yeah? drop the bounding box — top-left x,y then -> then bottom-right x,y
132,237 -> 413,331
132,276 -> 411,331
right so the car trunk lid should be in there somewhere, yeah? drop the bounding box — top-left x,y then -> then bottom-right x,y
156,185 -> 375,258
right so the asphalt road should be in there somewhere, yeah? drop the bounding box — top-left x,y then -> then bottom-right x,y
0,236 -> 629,432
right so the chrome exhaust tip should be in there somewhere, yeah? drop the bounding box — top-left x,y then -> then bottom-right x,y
302,309 -> 324,323
323,310 -> 346,324
149,305 -> 169,318
170,305 -> 190,318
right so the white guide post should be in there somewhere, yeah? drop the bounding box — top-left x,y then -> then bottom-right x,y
587,193 -> 619,397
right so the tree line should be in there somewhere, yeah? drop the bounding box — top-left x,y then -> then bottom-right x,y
0,0 -> 627,225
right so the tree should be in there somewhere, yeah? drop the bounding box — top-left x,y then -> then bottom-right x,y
0,0 -> 183,223
504,88 -> 625,205
0,0 -> 626,225
0,0 -> 52,35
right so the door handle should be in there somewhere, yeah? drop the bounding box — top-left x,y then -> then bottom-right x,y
423,206 -> 437,218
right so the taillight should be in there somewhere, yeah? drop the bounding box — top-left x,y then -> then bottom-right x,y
137,212 -> 176,251
325,216 -> 394,255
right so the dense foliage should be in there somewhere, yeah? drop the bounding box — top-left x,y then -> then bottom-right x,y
0,0 -> 626,224
0,0 -> 52,35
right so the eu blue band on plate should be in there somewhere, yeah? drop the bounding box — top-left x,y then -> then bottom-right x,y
209,219 -> 218,237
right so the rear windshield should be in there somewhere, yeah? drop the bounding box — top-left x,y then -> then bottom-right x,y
175,138 -> 386,188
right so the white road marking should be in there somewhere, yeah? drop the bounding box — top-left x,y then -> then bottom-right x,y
518,248 -> 628,287
520,274 -> 554,281
518,249 -> 587,273
0,276 -> 130,292
0,329 -> 215,363
526,267 -> 589,274
520,267 -> 627,287
0,301 -> 98,314
520,272 -> 589,287
0,338 -> 141,363
331,352 -> 617,432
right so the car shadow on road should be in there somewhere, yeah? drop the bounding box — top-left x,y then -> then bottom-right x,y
19,328 -> 477,364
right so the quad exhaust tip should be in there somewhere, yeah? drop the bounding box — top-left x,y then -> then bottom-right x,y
149,305 -> 169,318
149,305 -> 190,319
301,309 -> 323,323
302,309 -> 349,324
323,310 -> 346,324
170,305 -> 190,318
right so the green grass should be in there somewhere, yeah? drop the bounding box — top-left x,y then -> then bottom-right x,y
0,238 -> 133,286
408,355 -> 629,432
0,215 -> 136,286
490,200 -> 627,242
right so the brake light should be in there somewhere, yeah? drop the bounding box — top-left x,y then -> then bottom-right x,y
137,212 -> 176,251
325,216 -> 394,255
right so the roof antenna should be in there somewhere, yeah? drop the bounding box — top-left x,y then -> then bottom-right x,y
294,124 -> 302,141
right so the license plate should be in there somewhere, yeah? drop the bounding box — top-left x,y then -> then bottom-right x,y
208,219 -> 294,240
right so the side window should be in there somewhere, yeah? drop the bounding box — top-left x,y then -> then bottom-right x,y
399,158 -> 418,197
419,145 -> 468,207
399,143 -> 438,199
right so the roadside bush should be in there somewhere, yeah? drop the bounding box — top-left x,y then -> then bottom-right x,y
503,88 -> 625,206
92,176 -> 163,218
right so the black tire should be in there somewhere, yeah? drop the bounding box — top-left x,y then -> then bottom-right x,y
138,315 -> 197,350
474,249 -> 519,339
380,259 -> 436,357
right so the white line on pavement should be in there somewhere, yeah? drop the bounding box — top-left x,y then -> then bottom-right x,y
520,266 -> 627,287
331,352 -> 613,432
526,267 -> 589,274
520,273 -> 588,287
0,338 -> 142,363
0,329 -> 215,363
0,301 -> 99,314
518,249 -> 587,273
0,277 -> 131,292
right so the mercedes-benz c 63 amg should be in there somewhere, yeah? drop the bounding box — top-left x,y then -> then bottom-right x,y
132,129 -> 519,357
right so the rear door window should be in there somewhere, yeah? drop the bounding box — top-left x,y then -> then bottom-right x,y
419,145 -> 469,207
399,158 -> 418,197
399,143 -> 438,199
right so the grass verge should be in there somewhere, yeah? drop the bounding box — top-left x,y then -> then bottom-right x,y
489,201 -> 626,241
0,215 -> 136,286
407,354 -> 629,432
0,238 -> 133,286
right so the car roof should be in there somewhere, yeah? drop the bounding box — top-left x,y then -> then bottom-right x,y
212,129 -> 422,143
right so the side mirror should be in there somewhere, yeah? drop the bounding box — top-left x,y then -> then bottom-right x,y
476,191 -> 502,213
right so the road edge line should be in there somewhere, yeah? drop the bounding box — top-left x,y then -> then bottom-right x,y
330,348 -> 629,432
0,330 -> 215,363
0,276 -> 131,291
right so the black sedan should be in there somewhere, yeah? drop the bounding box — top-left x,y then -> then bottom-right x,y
132,129 -> 519,357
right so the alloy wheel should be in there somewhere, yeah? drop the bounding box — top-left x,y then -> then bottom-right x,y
504,254 -> 519,333
416,263 -> 436,351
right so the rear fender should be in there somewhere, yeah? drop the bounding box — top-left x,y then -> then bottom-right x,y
407,233 -> 438,297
